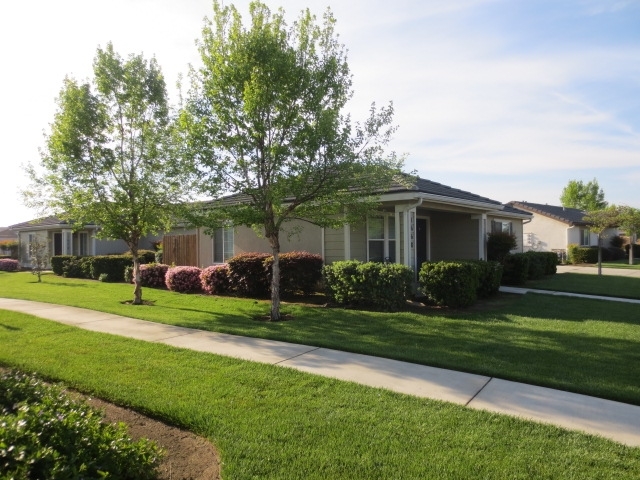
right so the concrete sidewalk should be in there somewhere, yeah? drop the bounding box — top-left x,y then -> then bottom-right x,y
1,297 -> 639,447
499,285 -> 640,304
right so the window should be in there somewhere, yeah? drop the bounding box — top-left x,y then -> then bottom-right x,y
213,227 -> 234,263
367,216 -> 396,262
580,228 -> 590,246
78,233 -> 88,256
491,220 -> 513,235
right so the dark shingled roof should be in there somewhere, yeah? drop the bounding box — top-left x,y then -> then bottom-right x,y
387,177 -> 503,206
9,216 -> 71,229
507,201 -> 589,225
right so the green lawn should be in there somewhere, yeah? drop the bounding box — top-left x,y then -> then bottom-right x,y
530,272 -> 640,300
1,272 -> 639,406
1,310 -> 638,479
598,259 -> 640,269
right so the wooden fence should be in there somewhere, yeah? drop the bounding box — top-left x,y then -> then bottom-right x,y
163,234 -> 198,266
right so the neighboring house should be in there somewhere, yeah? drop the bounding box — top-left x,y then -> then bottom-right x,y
164,177 -> 531,274
9,216 -> 159,268
506,201 -> 619,260
0,227 -> 19,257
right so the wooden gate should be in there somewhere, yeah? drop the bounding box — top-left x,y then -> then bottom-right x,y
163,234 -> 198,266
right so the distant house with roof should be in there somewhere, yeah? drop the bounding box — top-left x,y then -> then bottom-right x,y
9,216 -> 158,268
506,201 -> 619,260
163,177 -> 532,273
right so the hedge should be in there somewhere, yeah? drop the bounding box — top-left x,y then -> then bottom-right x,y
418,261 -> 480,308
201,264 -> 230,295
568,245 -> 598,264
166,266 -> 203,293
466,260 -> 503,298
0,259 -> 20,272
323,261 -> 414,311
501,253 -> 530,286
227,253 -> 271,297
265,251 -> 324,295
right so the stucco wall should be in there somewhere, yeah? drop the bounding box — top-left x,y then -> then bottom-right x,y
523,215 -> 570,251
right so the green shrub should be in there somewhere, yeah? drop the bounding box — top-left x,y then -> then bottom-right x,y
201,264 -> 230,295
610,235 -> 625,248
165,266 -> 203,293
625,244 -> 640,258
467,260 -> 503,298
89,255 -> 133,282
265,251 -> 324,296
323,261 -> 414,311
568,245 -> 598,264
122,249 -> 156,264
501,253 -> 530,285
418,261 -> 480,308
227,253 -> 271,297
61,256 -> 92,279
98,273 -> 111,282
487,231 -> 517,262
51,255 -> 75,276
0,370 -> 162,479
540,251 -> 558,275
603,247 -> 626,261
523,251 -> 546,280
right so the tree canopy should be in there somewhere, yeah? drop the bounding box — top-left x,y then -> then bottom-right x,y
584,205 -> 620,275
560,178 -> 607,211
182,1 -> 405,320
24,43 -> 189,304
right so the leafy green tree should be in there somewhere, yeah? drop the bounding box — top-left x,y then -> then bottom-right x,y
182,2 -> 404,320
24,43 -> 189,304
560,178 -> 607,211
584,206 -> 620,275
617,206 -> 640,265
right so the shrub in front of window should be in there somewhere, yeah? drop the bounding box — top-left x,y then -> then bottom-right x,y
227,253 -> 271,297
0,258 -> 20,272
264,251 -> 324,296
487,231 -> 517,263
419,261 -> 480,308
0,370 -> 162,479
166,266 -> 203,293
201,264 -> 230,294
323,260 -> 414,311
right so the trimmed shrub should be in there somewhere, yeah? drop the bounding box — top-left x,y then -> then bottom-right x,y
523,251 -> 546,280
89,255 -> 133,282
541,251 -> 558,275
61,256 -> 92,278
140,263 -> 170,288
166,266 -> 203,293
419,261 -> 479,308
625,243 -> 640,258
0,370 -> 162,479
487,232 -> 517,262
323,260 -> 414,311
227,253 -> 271,297
568,245 -> 598,264
201,264 -> 230,295
0,258 -> 20,272
122,249 -> 156,264
51,255 -> 75,276
603,247 -> 626,261
501,253 -> 530,285
467,260 -> 503,298
265,251 -> 324,295
610,235 -> 625,248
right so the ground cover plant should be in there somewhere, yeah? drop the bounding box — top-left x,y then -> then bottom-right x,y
0,369 -> 162,479
1,272 -> 639,405
0,311 -> 639,479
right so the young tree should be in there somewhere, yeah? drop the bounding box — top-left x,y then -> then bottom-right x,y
617,206 -> 640,265
182,2 -> 404,320
29,235 -> 49,283
584,206 -> 620,275
24,43 -> 189,304
560,178 -> 607,211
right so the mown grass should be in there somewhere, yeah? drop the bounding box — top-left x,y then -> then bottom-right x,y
530,272 -> 640,300
1,310 -> 639,479
1,272 -> 640,405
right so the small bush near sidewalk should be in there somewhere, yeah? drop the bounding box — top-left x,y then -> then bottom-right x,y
166,266 -> 203,293
0,258 -> 20,272
323,261 -> 414,311
0,369 -> 162,479
201,264 -> 230,294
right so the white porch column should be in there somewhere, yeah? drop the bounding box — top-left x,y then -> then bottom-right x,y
91,233 -> 97,256
480,214 -> 487,260
394,206 -> 402,265
61,229 -> 73,255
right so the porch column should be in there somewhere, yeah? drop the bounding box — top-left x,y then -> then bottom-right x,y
61,229 -> 73,255
480,214 -> 487,260
394,206 -> 402,265
91,233 -> 97,256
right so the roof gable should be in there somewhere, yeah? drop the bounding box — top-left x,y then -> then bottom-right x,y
507,201 -> 588,226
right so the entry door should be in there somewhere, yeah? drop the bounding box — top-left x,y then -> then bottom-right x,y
53,233 -> 62,256
416,218 -> 428,270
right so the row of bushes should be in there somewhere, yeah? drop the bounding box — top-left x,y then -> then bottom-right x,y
0,370 -> 162,479
567,245 -> 629,264
51,251 -> 156,282
0,258 -> 20,272
121,252 -> 325,297
501,251 -> 558,285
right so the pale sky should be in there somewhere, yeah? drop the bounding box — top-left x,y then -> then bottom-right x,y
1,0 -> 639,227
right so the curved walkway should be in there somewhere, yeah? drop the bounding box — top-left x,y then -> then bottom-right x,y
1,297 -> 639,447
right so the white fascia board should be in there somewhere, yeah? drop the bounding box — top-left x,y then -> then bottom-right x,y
379,192 -> 504,211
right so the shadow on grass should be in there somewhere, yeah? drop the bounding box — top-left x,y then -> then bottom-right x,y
0,323 -> 20,331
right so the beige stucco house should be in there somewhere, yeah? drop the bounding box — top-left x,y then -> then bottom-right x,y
165,178 -> 531,274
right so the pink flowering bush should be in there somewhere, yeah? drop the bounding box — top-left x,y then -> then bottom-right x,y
165,266 -> 202,293
140,263 -> 169,288
0,259 -> 20,272
200,264 -> 230,295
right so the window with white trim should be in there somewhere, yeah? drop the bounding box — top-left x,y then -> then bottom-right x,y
580,228 -> 590,246
367,216 -> 396,263
78,232 -> 88,256
213,227 -> 234,263
491,220 -> 513,235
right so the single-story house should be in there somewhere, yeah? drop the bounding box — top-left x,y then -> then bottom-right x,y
0,227 -> 19,257
506,201 -> 619,260
164,177 -> 532,274
9,216 -> 158,268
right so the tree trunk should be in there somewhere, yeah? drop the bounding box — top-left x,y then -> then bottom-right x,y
132,247 -> 143,305
630,234 -> 636,266
597,235 -> 602,276
268,236 -> 281,321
